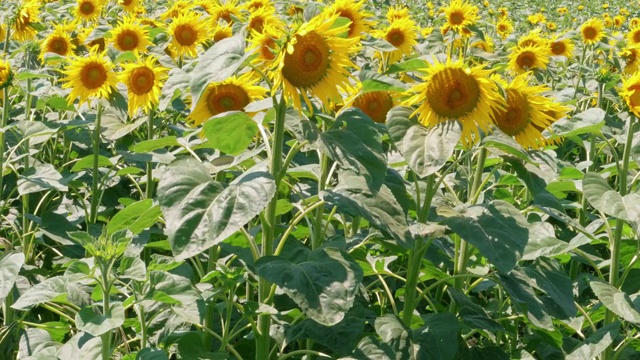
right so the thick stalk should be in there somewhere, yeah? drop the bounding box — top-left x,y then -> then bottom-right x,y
89,103 -> 103,224
0,87 -> 9,212
100,260 -> 114,360
603,116 -> 636,360
256,95 -> 286,360
312,149 -> 329,250
145,109 -> 154,199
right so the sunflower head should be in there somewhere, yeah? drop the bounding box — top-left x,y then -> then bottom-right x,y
249,28 -> 281,66
441,0 -> 479,34
211,0 -> 243,25
622,45 -> 640,74
518,29 -> 547,49
581,18 -> 605,45
76,0 -> 103,22
12,0 -> 40,42
496,18 -> 513,40
246,7 -> 282,35
0,59 -> 12,90
273,14 -> 359,111
621,72 -> 640,117
386,6 -> 410,23
403,58 -> 506,147
40,30 -> 75,62
168,12 -> 207,59
549,36 -> 574,58
324,0 -> 373,39
627,26 -> 640,46
119,56 -> 167,116
492,74 -> 568,149
351,90 -> 395,124
373,18 -> 419,65
189,72 -> 267,126
111,16 -> 150,53
508,45 -> 550,74
61,51 -> 117,106
118,0 -> 140,12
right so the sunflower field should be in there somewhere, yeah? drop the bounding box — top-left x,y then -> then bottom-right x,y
2,0 -> 640,359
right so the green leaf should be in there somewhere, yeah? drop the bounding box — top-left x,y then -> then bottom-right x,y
498,270 -> 553,330
507,159 -> 565,213
255,248 -> 363,326
550,108 -> 605,138
385,58 -> 429,74
439,201 -> 528,273
448,288 -> 505,332
18,328 -> 54,358
136,348 -> 169,360
159,68 -> 190,111
374,314 -> 411,359
360,79 -> 405,93
321,171 -> 411,248
0,252 -> 24,303
190,31 -> 249,111
101,109 -> 147,141
71,155 -> 113,172
107,199 -> 162,236
75,303 -> 125,336
386,106 -> 461,177
590,281 -> 640,323
301,303 -> 366,356
522,258 -> 576,318
566,322 -> 620,360
202,111 -> 259,155
17,164 -> 68,195
158,159 -> 276,261
131,136 -> 179,153
11,277 -> 68,310
319,109 -> 387,190
415,313 -> 459,360
583,172 -> 628,219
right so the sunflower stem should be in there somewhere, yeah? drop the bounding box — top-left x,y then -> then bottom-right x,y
256,93 -> 286,360
89,102 -> 103,224
603,115 -> 636,360
145,108 -> 154,199
312,121 -> 329,250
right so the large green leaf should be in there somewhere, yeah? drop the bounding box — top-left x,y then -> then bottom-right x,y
439,201 -> 528,273
498,270 -> 553,330
583,172 -> 627,219
190,31 -> 249,111
301,303 -> 366,356
550,108 -> 605,138
12,276 -> 68,310
158,159 -> 276,260
321,171 -> 411,248
202,111 -> 259,155
17,164 -> 68,195
590,281 -> 640,323
374,314 -> 411,359
386,106 -> 461,178
0,252 -> 24,303
255,248 -> 363,326
508,159 -> 565,213
521,258 -> 576,318
415,313 -> 459,360
566,322 -> 620,360
75,303 -> 125,336
448,288 -> 504,332
318,109 -> 387,190
107,199 -> 162,236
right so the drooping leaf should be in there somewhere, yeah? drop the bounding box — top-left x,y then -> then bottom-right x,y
566,322 -> 620,360
583,172 -> 627,219
0,252 -> 24,303
374,314 -> 411,359
158,159 -> 276,260
521,258 -> 577,318
301,303 -> 366,356
448,288 -> 505,332
415,313 -> 459,360
498,270 -> 553,330
590,281 -> 640,323
255,248 -> 363,326
202,111 -> 259,155
439,201 -> 528,273
321,171 -> 411,248
386,106 -> 461,178
75,303 -> 125,336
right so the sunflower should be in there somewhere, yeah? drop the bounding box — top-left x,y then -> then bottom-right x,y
403,58 -> 506,147
472,37 -> 494,53
613,15 -> 625,28
324,0 -> 373,39
621,72 -> 640,117
441,0 -> 478,34
386,6 -> 410,23
246,7 -> 282,35
244,0 -> 272,12
518,29 -> 547,49
527,13 -> 546,26
76,0 -> 103,22
580,18 -> 605,45
622,45 -> 640,74
492,74 -> 568,149
0,59 -> 12,92
508,45 -> 550,74
39,29 -> 75,61
0,25 -> 5,44
496,18 -> 513,40
119,56 -> 167,116
194,0 -> 215,14
373,18 -> 419,65
168,12 -> 207,58
12,0 -> 40,42
350,90 -> 395,124
188,72 -> 267,126
111,17 -> 150,53
118,0 -> 140,12
61,51 -> 117,105
212,23 -> 233,42
78,26 -> 106,52
273,14 -> 359,111
549,36 -> 574,58
211,0 -> 243,25
249,29 -> 280,65
631,18 -> 640,29
627,26 -> 640,46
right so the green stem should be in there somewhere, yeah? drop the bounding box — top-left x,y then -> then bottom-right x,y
145,109 -> 154,199
603,115 -> 636,360
89,103 -> 103,224
100,260 -> 113,360
0,87 -> 9,215
313,147 -> 329,250
402,238 -> 428,326
256,94 -> 286,360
